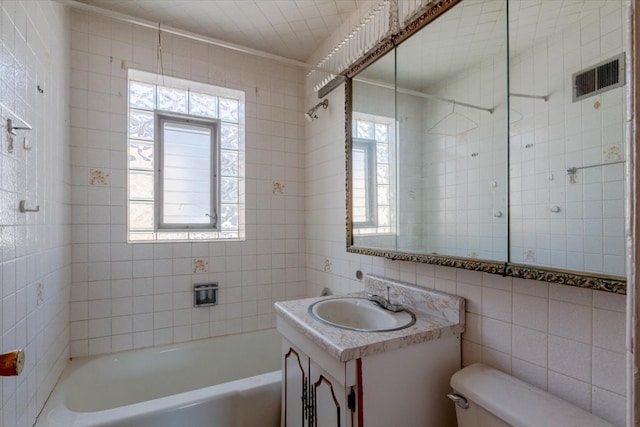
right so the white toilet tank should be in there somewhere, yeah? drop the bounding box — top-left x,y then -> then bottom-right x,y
449,363 -> 616,427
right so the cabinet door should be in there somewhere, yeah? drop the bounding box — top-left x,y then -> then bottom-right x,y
309,360 -> 350,427
283,345 -> 308,427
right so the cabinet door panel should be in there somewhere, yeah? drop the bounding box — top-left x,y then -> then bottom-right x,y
284,346 -> 308,427
310,361 -> 348,427
313,375 -> 342,427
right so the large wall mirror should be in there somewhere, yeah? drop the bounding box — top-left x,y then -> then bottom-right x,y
346,0 -> 627,293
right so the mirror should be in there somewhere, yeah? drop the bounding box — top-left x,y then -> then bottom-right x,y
508,0 -> 627,279
346,0 -> 626,291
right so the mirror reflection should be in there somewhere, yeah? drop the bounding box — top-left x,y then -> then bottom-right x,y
351,0 -> 509,261
351,49 -> 398,249
348,0 -> 627,283
508,0 -> 626,277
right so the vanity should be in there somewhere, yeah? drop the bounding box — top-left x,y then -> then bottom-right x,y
274,275 -> 465,427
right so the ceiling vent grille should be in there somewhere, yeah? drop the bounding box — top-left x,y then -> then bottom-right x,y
573,53 -> 625,102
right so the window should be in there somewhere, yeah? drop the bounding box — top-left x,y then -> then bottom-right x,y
351,114 -> 395,235
156,113 -> 218,230
127,70 -> 245,242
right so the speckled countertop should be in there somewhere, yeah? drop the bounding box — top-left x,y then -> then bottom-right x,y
274,274 -> 465,362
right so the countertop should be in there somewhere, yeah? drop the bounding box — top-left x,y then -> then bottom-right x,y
274,275 -> 465,362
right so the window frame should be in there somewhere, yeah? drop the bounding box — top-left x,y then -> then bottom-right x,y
352,137 -> 378,228
351,113 -> 396,235
154,111 -> 221,231
126,69 -> 246,243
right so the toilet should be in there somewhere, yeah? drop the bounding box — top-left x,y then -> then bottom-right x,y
449,363 -> 616,427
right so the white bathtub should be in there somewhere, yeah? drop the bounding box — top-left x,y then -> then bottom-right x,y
36,329 -> 282,427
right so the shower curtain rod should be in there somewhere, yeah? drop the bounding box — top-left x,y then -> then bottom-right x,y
354,77 -> 494,114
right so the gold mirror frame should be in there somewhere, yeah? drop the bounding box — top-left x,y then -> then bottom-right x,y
344,0 -> 626,294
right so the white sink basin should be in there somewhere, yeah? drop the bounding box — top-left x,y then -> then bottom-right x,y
308,297 -> 416,332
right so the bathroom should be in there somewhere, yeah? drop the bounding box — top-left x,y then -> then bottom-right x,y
0,0 -> 634,426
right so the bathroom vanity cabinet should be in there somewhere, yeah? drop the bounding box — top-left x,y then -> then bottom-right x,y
275,274 -> 466,427
279,320 -> 461,427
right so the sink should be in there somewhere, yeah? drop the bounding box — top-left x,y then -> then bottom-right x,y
308,297 -> 416,332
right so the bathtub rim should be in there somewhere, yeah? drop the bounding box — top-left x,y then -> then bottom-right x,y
35,329 -> 282,427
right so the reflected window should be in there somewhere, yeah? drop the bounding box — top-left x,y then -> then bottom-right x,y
127,70 -> 245,242
352,115 -> 395,235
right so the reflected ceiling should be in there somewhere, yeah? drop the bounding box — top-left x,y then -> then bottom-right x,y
359,0 -> 620,92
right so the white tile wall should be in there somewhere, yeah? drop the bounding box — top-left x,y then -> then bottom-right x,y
0,1 -> 70,426
68,9 -> 307,358
421,57 -> 509,261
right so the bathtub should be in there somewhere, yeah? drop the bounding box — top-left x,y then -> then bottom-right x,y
36,329 -> 282,427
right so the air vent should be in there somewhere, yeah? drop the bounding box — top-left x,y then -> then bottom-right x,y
573,53 -> 625,102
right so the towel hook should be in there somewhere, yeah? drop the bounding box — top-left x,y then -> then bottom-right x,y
6,118 -> 32,153
19,200 -> 39,213
7,118 -> 31,135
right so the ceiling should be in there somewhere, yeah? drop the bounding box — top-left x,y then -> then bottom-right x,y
71,0 -> 367,63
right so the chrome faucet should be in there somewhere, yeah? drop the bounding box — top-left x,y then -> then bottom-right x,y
368,286 -> 404,312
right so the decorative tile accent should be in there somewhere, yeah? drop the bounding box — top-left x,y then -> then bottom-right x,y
524,250 -> 536,263
89,168 -> 110,186
323,259 -> 332,272
193,258 -> 209,274
272,181 -> 285,194
603,144 -> 623,162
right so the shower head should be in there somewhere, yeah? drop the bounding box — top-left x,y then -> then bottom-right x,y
305,111 -> 315,122
305,99 -> 329,122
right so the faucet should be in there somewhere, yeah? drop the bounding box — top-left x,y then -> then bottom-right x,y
368,286 -> 404,312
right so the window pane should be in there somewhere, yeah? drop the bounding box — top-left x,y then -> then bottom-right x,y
377,143 -> 389,163
157,86 -> 187,113
377,164 -> 389,185
378,206 -> 390,226
377,185 -> 390,205
221,177 -> 238,203
356,120 -> 374,139
219,98 -> 239,122
189,231 -> 218,240
375,123 -> 388,142
129,81 -> 155,110
221,150 -> 239,176
220,205 -> 238,230
189,92 -> 218,118
130,110 -> 154,140
221,123 -> 239,149
129,202 -> 154,230
352,148 -> 368,223
129,141 -> 154,170
129,232 -> 156,241
162,121 -> 213,225
157,231 -> 189,240
130,171 -> 154,200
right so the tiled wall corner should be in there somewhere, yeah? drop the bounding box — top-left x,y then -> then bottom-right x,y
0,1 -> 71,426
